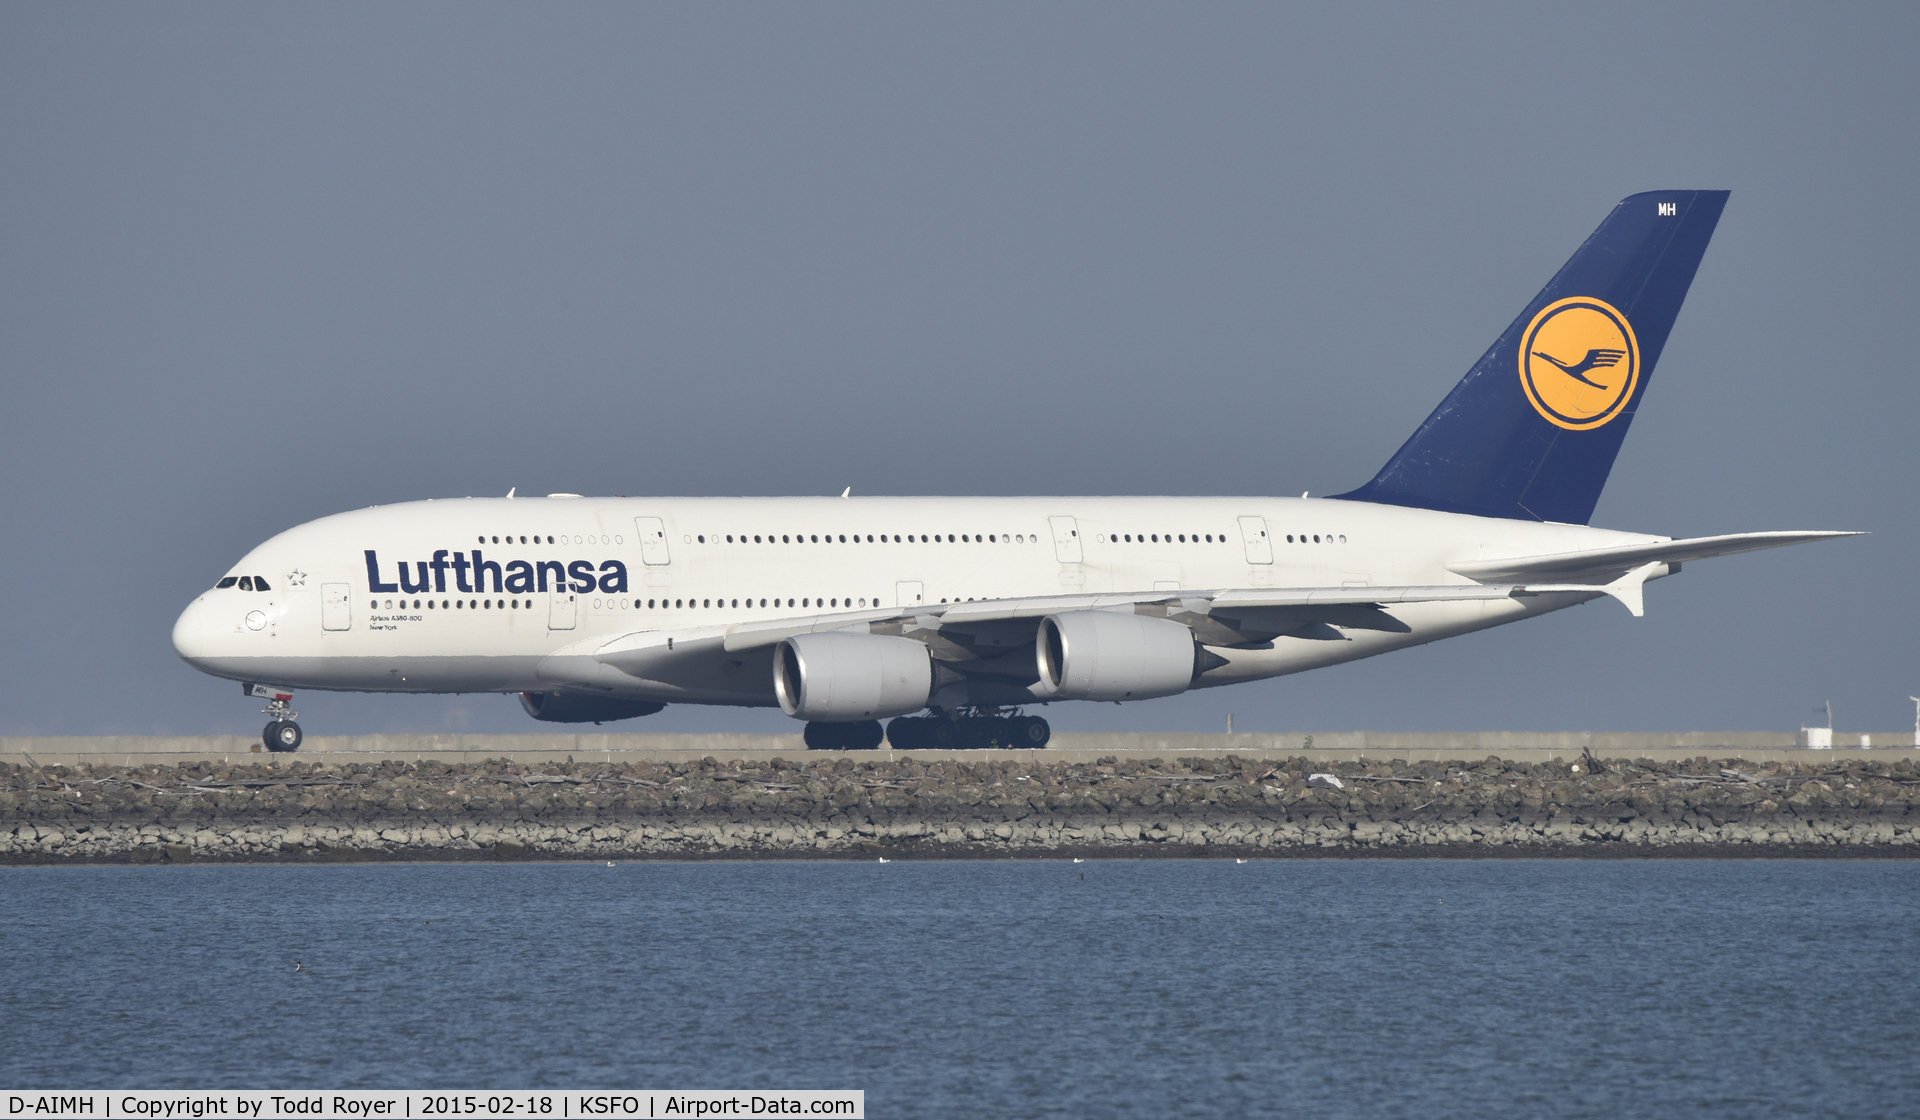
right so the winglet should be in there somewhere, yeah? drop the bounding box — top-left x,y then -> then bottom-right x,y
841,486 -> 851,498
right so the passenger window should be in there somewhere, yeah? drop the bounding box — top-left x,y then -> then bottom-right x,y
239,576 -> 254,591
216,577 -> 238,589
254,577 -> 271,590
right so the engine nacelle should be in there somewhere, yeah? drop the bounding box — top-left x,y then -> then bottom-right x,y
774,632 -> 935,721
1034,611 -> 1199,701
519,691 -> 666,724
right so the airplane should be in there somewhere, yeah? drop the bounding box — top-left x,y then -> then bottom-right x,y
172,190 -> 1855,752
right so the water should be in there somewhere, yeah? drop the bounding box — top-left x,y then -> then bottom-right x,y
2,860 -> 1916,1117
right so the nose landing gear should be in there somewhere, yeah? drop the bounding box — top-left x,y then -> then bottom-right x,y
246,682 -> 302,752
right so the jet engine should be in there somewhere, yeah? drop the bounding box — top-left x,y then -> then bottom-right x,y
519,691 -> 666,724
774,632 -> 935,721
1034,611 -> 1200,701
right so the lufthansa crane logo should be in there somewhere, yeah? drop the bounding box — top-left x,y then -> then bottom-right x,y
1518,296 -> 1640,430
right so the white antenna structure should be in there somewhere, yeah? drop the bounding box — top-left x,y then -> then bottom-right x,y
1909,696 -> 1920,747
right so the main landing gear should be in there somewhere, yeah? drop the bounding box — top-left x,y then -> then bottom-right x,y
885,710 -> 1050,750
803,720 -> 886,751
247,682 -> 302,752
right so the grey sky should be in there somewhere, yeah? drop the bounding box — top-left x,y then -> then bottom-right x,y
3,3 -> 1914,737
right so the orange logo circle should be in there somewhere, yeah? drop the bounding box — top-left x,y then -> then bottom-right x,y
1518,297 -> 1640,430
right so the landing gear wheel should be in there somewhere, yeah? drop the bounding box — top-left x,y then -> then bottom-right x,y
264,720 -> 303,752
804,721 -> 884,750
1017,716 -> 1051,748
957,718 -> 996,750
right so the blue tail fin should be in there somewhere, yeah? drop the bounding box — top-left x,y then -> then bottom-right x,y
1331,190 -> 1729,524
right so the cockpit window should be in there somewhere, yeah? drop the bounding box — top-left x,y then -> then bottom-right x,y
239,576 -> 255,591
216,577 -> 239,589
253,576 -> 271,591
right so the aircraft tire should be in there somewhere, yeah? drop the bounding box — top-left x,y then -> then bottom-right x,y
930,720 -> 960,748
956,718 -> 996,750
1017,716 -> 1050,749
264,720 -> 303,752
885,718 -> 924,749
803,721 -> 884,750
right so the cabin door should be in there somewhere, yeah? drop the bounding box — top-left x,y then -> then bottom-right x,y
1047,516 -> 1084,564
548,588 -> 577,630
1238,516 -> 1274,564
634,517 -> 671,566
321,583 -> 351,631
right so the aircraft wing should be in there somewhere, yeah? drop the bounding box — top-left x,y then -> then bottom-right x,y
593,533 -> 1863,679
601,585 -> 1540,674
1446,530 -> 1860,585
704,586 -> 1526,655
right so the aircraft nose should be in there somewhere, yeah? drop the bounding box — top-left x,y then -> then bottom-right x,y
172,595 -> 227,668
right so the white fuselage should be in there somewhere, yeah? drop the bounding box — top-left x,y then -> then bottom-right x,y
171,494 -> 1650,711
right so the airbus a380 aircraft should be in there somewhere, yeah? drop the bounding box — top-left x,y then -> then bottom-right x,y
173,190 -> 1854,751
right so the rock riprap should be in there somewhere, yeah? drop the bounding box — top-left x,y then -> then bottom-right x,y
2,754 -> 1915,861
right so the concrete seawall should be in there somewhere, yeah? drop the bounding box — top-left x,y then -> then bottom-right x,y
4,731 -> 1911,768
4,750 -> 1915,863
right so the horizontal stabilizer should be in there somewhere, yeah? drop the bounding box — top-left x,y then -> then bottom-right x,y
1448,530 -> 1861,585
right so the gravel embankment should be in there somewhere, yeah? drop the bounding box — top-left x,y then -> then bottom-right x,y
3,754 -> 1916,862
